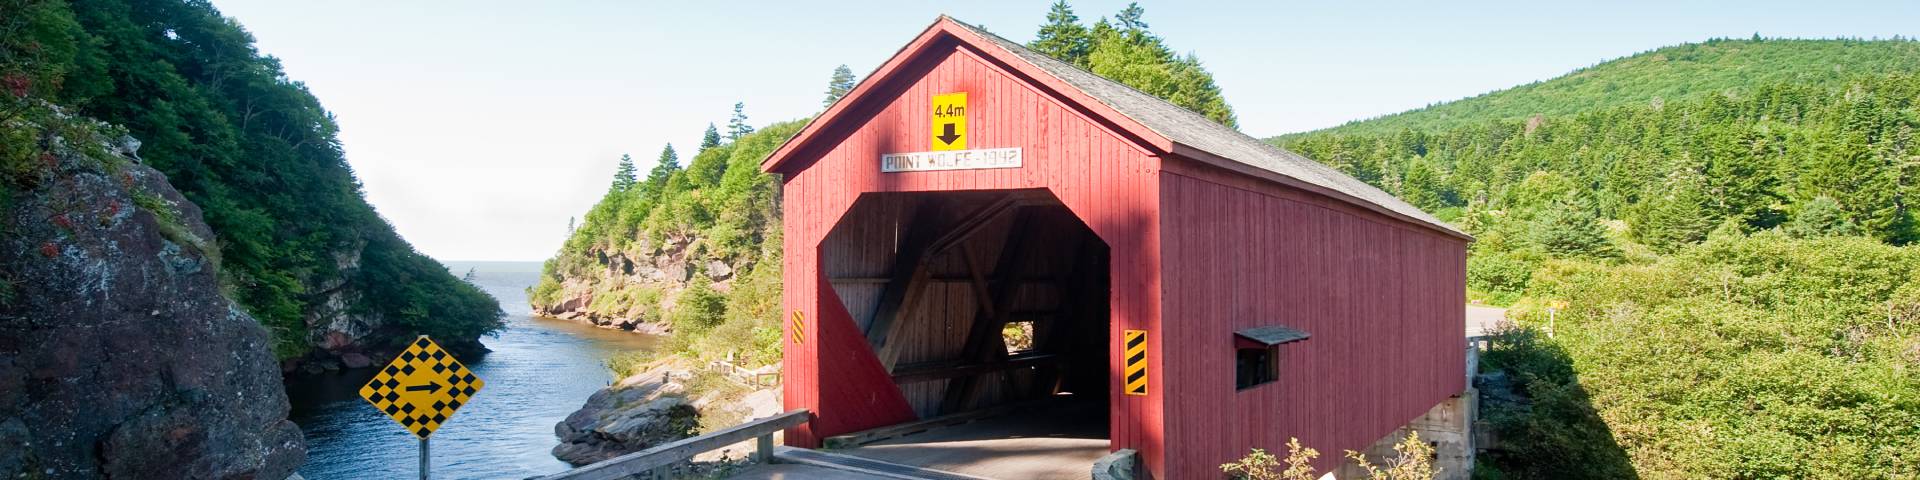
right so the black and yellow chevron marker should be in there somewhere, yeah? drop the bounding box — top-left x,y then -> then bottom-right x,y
790,310 -> 807,345
358,335 -> 484,438
1123,329 -> 1148,396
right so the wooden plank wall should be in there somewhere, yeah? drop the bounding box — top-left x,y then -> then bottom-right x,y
1157,157 -> 1469,479
777,39 -> 1165,475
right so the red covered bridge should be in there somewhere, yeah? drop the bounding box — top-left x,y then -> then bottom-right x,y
761,16 -> 1470,479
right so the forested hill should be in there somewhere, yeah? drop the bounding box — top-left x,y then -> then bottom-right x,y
1282,38 -> 1920,137
1268,38 -> 1920,478
2,0 -> 501,362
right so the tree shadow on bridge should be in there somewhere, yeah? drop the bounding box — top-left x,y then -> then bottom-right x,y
1476,325 -> 1639,480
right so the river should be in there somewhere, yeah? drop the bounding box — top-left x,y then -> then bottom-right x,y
287,261 -> 655,479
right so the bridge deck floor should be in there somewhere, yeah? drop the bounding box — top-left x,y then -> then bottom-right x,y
726,463 -> 900,479
836,404 -> 1109,480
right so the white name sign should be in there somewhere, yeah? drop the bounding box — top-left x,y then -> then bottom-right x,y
881,147 -> 1022,173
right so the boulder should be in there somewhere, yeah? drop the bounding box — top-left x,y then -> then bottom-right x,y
705,260 -> 734,280
551,366 -> 698,466
340,352 -> 373,369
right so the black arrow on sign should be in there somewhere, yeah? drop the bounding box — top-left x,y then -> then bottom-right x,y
936,123 -> 961,145
405,382 -> 443,394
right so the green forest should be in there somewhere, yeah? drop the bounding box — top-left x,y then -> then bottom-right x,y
0,0 -> 500,358
1278,39 -> 1920,478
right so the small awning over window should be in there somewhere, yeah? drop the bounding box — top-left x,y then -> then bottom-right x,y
1235,325 -> 1310,347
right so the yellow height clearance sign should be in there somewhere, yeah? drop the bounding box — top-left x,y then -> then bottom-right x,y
931,92 -> 967,150
359,336 -> 485,438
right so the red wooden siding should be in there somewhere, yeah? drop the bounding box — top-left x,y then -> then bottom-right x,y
775,39 -> 1168,474
1157,156 -> 1468,478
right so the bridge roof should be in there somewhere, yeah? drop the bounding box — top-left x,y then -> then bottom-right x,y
762,16 -> 1468,240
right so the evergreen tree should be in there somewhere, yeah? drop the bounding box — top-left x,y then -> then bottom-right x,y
611,153 -> 637,191
4,0 -> 505,357
1529,198 -> 1618,258
823,64 -> 856,107
1080,3 -> 1237,128
1115,2 -> 1147,31
1634,169 -> 1717,252
1030,0 -> 1092,66
700,123 -> 722,151
1400,157 -> 1448,211
1783,195 -> 1861,238
645,144 -> 680,199
727,102 -> 754,139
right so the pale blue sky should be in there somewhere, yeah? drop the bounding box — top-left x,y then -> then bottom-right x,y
211,0 -> 1918,261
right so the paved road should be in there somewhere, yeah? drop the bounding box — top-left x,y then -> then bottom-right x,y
1466,305 -> 1508,337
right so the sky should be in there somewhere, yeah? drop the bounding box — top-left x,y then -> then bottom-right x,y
211,0 -> 1920,261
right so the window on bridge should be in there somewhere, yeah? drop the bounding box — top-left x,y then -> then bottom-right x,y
1236,346 -> 1276,390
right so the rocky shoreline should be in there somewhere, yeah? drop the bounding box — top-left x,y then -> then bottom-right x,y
551,359 -> 780,467
536,309 -> 672,336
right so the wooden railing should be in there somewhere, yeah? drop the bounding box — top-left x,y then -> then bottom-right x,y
539,409 -> 810,480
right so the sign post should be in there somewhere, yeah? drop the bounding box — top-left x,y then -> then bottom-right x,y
419,438 -> 429,480
358,335 -> 485,479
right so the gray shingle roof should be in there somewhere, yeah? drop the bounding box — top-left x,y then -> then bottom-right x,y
1235,325 -> 1312,346
947,19 -> 1466,238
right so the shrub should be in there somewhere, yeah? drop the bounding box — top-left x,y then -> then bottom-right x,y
1481,233 -> 1920,478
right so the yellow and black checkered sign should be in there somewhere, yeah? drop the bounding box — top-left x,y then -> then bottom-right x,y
358,336 -> 484,438
790,310 -> 806,345
1123,329 -> 1147,396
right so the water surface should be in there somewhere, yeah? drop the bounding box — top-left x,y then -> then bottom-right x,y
288,261 -> 653,479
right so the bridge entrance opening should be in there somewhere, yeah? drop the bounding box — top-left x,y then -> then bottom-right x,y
820,188 -> 1113,478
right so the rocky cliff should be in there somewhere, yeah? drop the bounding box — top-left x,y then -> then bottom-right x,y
3,0 -> 504,372
532,234 -> 746,334
0,117 -> 306,478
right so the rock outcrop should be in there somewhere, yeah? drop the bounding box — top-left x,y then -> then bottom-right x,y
533,236 -> 742,334
551,360 -> 781,467
552,364 -> 700,465
0,121 -> 306,478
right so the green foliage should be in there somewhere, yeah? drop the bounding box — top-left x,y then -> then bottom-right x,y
823,64 -> 855,107
1030,1 -> 1091,66
1286,40 -> 1920,476
1344,432 -> 1438,480
1527,201 -> 1617,259
1290,69 -> 1920,248
1292,38 -> 1920,136
1483,233 -> 1920,478
604,350 -> 659,379
1222,438 -> 1318,480
535,117 -> 802,368
1028,2 -> 1236,128
6,0 -> 502,357
1783,195 -> 1861,238
667,275 -> 725,332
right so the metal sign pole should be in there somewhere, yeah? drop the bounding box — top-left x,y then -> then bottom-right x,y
419,437 -> 429,480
